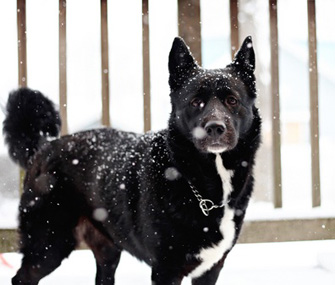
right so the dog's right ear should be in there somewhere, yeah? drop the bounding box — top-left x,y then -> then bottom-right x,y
168,37 -> 199,91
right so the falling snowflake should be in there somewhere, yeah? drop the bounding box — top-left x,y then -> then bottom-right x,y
164,167 -> 180,181
192,127 -> 207,139
93,208 -> 108,222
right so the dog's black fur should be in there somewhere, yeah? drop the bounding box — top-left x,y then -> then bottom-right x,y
3,37 -> 261,285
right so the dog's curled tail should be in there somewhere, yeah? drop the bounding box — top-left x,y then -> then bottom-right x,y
3,88 -> 61,169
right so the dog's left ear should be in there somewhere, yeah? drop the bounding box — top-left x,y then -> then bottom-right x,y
168,37 -> 199,91
232,36 -> 255,72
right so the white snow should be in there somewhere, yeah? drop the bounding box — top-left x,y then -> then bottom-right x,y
0,198 -> 19,229
164,167 -> 180,181
1,240 -> 335,284
192,127 -> 207,140
92,208 -> 108,222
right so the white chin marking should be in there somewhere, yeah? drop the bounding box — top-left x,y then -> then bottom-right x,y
207,146 -> 227,154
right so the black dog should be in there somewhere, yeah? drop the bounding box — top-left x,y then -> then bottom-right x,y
3,36 -> 261,285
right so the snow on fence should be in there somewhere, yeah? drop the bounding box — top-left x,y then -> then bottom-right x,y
1,0 -> 334,252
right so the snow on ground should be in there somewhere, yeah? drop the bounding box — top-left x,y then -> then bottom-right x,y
0,198 -> 19,229
1,240 -> 335,284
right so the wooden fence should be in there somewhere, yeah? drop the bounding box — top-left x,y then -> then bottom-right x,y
0,0 -> 334,252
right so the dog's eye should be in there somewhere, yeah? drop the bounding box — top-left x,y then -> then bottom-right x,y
191,98 -> 205,108
226,96 -> 238,106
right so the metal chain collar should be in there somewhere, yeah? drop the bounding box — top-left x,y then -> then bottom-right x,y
188,182 -> 229,216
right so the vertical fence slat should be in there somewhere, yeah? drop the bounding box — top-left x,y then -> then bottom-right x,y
142,0 -> 151,132
307,0 -> 321,207
59,0 -> 68,135
17,0 -> 27,194
269,0 -> 282,208
17,0 -> 27,88
101,0 -> 110,127
177,0 -> 201,65
229,0 -> 239,59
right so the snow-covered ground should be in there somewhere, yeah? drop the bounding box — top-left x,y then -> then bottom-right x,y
1,240 -> 335,284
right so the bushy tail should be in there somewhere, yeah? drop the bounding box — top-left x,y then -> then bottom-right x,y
3,88 -> 61,169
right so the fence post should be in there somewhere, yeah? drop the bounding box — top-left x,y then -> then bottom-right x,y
17,0 -> 27,88
101,0 -> 110,127
142,0 -> 151,132
229,0 -> 239,59
17,0 -> 27,194
177,0 -> 202,65
269,0 -> 282,208
307,0 -> 321,207
59,0 -> 68,135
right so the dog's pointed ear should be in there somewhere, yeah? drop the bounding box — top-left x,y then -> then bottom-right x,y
169,37 -> 199,91
232,36 -> 255,72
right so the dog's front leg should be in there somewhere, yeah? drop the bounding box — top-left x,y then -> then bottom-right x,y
151,266 -> 183,285
191,254 -> 227,285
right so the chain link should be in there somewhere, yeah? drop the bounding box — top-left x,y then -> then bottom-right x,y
188,182 -> 229,216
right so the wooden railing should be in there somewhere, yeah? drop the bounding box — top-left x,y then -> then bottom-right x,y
1,0 -> 334,252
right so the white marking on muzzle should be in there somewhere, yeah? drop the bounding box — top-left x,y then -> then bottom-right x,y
207,146 -> 227,154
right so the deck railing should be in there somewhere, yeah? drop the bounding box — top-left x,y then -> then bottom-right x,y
1,0 -> 334,252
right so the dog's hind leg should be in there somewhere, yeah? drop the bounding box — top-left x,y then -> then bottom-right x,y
78,218 -> 121,285
12,186 -> 80,284
12,220 -> 77,285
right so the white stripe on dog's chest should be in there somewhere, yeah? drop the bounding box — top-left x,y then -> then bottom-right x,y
215,154 -> 234,204
189,154 -> 235,279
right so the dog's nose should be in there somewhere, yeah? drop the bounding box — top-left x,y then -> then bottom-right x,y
204,121 -> 225,137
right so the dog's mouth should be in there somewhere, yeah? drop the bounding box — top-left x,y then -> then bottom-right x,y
195,139 -> 232,154
206,143 -> 228,154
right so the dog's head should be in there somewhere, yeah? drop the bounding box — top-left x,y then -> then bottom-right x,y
168,36 -> 257,154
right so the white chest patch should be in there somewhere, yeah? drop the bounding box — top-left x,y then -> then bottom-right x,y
189,154 -> 235,279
